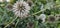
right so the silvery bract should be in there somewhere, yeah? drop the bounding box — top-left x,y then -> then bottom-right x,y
37,14 -> 46,23
12,0 -> 30,18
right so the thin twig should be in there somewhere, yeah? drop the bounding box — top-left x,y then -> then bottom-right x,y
4,16 -> 18,28
32,9 -> 47,15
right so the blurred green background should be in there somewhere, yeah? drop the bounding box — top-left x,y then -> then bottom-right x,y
0,0 -> 60,28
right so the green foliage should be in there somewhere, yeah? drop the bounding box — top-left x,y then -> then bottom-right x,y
0,0 -> 60,28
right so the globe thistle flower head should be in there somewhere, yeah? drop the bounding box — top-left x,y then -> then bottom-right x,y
45,0 -> 55,10
26,0 -> 33,6
55,14 -> 60,21
5,4 -> 13,11
27,22 -> 34,28
48,15 -> 56,23
12,0 -> 30,18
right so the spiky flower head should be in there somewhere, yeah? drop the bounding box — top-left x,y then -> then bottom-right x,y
12,0 -> 30,18
48,15 -> 56,23
27,22 -> 34,28
5,4 -> 13,11
26,0 -> 33,6
55,14 -> 60,21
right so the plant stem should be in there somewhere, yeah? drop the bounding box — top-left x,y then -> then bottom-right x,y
4,16 -> 18,28
34,20 -> 38,28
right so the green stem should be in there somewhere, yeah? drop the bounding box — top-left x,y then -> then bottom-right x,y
15,19 -> 19,28
32,9 -> 47,15
4,16 -> 18,28
34,20 -> 38,28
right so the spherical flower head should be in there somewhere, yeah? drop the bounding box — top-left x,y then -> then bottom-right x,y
45,2 -> 55,10
27,22 -> 34,28
26,0 -> 33,6
48,15 -> 55,23
5,4 -> 13,11
12,0 -> 30,18
55,14 -> 60,21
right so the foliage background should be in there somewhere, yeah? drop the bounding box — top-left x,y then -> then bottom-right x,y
0,0 -> 60,28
